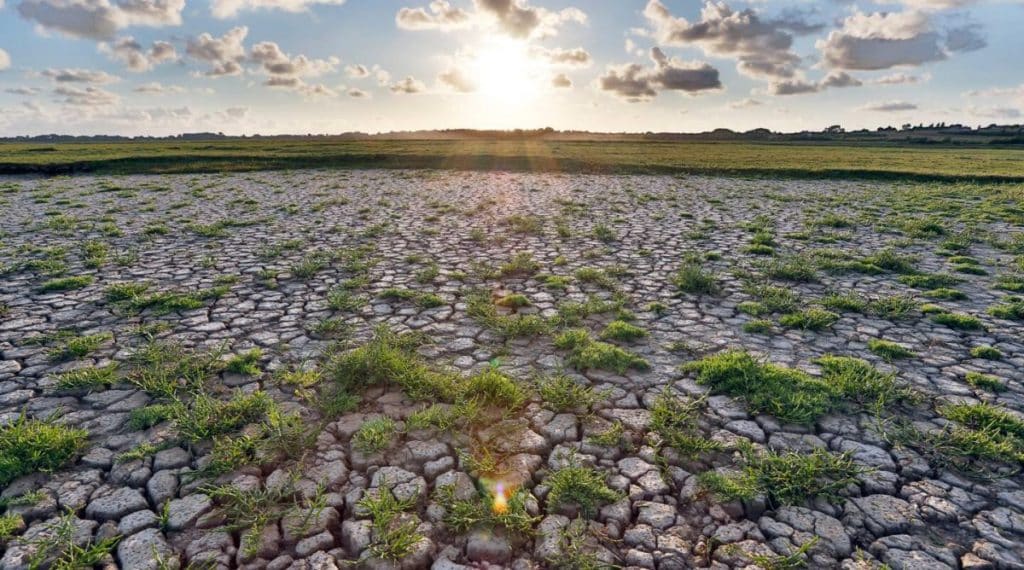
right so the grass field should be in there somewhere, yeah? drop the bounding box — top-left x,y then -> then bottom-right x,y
2,139 -> 1023,181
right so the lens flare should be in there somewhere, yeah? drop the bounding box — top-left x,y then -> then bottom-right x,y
492,482 -> 509,515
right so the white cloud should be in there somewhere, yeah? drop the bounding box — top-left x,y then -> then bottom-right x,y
533,46 -> 591,68
211,0 -> 346,19
186,26 -> 248,77
818,9 -> 986,71
390,76 -> 426,94
99,36 -> 176,72
599,47 -> 721,102
17,0 -> 183,40
0,49 -> 9,71
437,67 -> 475,92
859,100 -> 919,112
250,41 -> 338,78
552,72 -> 571,88
53,85 -> 120,106
396,0 -> 585,39
133,81 -> 184,93
41,68 -> 120,83
345,64 -> 369,78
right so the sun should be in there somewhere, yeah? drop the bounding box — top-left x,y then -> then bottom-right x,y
467,38 -> 543,105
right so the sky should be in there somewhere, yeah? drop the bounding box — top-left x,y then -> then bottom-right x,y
0,0 -> 1022,136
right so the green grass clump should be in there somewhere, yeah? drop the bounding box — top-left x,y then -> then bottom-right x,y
763,256 -> 817,282
995,274 -> 1024,292
924,287 -> 967,300
821,292 -> 867,313
965,371 -> 1005,392
328,326 -> 460,402
745,284 -> 800,314
48,332 -> 112,361
868,294 -> 917,320
545,462 -> 621,518
537,374 -> 607,413
902,403 -> 1024,469
0,415 -> 88,486
898,273 -> 961,289
122,286 -> 228,315
380,288 -> 444,309
435,484 -> 538,536
598,320 -> 647,342
327,288 -> 366,311
225,348 -> 263,376
744,244 -> 775,256
685,351 -> 912,424
353,417 -> 397,453
54,364 -> 119,391
494,293 -> 531,308
592,223 -> 616,242
466,290 -> 551,338
358,485 -> 424,561
105,281 -> 150,302
499,252 -> 540,277
865,248 -> 917,274
554,329 -> 649,374
170,390 -> 274,442
742,319 -> 773,334
931,312 -> 984,330
989,298 -> 1024,321
649,392 -> 721,457
699,444 -> 863,507
38,275 -> 92,293
673,262 -> 718,295
462,368 -> 528,410
867,339 -> 915,361
685,351 -> 832,425
971,345 -> 1003,360
779,308 -> 839,331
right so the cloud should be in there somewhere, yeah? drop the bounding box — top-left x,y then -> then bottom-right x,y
396,0 -> 585,39
767,71 -> 862,96
390,76 -> 426,94
99,36 -> 176,71
0,49 -> 9,71
186,26 -> 248,77
133,81 -> 184,93
818,9 -> 987,71
437,67 -> 475,92
211,0 -> 346,19
250,41 -> 338,78
347,87 -> 369,98
396,0 -> 471,31
643,0 -> 816,81
534,46 -> 591,67
871,72 -> 929,85
53,85 -> 120,106
17,0 -> 183,40
552,72 -> 571,88
41,68 -> 120,83
599,47 -> 721,102
860,100 -> 919,112
729,97 -> 763,109
6,87 -> 44,95
894,0 -> 980,10
345,64 -> 369,78
968,106 -> 1021,119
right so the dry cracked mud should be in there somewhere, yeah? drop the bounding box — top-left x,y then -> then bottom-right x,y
1,170 -> 1023,570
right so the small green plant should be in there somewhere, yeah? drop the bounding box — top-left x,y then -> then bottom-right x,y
54,364 -> 119,391
673,262 -> 718,295
592,223 -> 616,242
0,414 -> 88,486
38,275 -> 92,293
537,374 -> 607,413
353,417 -> 397,453
965,371 -> 1005,392
225,348 -> 263,376
495,293 -> 531,308
357,484 -> 424,561
327,288 -> 366,311
867,339 -> 915,361
598,320 -> 647,342
545,460 -> 621,518
700,444 -> 864,507
499,252 -> 540,277
970,345 -> 1003,360
931,312 -> 984,331
742,319 -> 773,334
554,329 -> 649,374
989,298 -> 1024,321
48,332 -> 112,361
779,308 -> 839,331
649,391 -> 721,457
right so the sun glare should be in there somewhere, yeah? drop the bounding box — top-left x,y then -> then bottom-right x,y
468,39 -> 543,106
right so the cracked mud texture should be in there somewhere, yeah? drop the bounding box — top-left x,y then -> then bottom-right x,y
1,170 -> 1023,570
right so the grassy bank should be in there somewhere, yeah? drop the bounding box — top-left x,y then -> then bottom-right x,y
1,139 -> 1023,181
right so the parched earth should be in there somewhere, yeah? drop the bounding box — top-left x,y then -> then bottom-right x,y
1,170 -> 1023,570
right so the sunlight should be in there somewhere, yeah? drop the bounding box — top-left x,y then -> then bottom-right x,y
467,39 -> 543,106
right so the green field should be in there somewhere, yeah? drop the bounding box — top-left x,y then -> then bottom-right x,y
1,139 -> 1023,181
